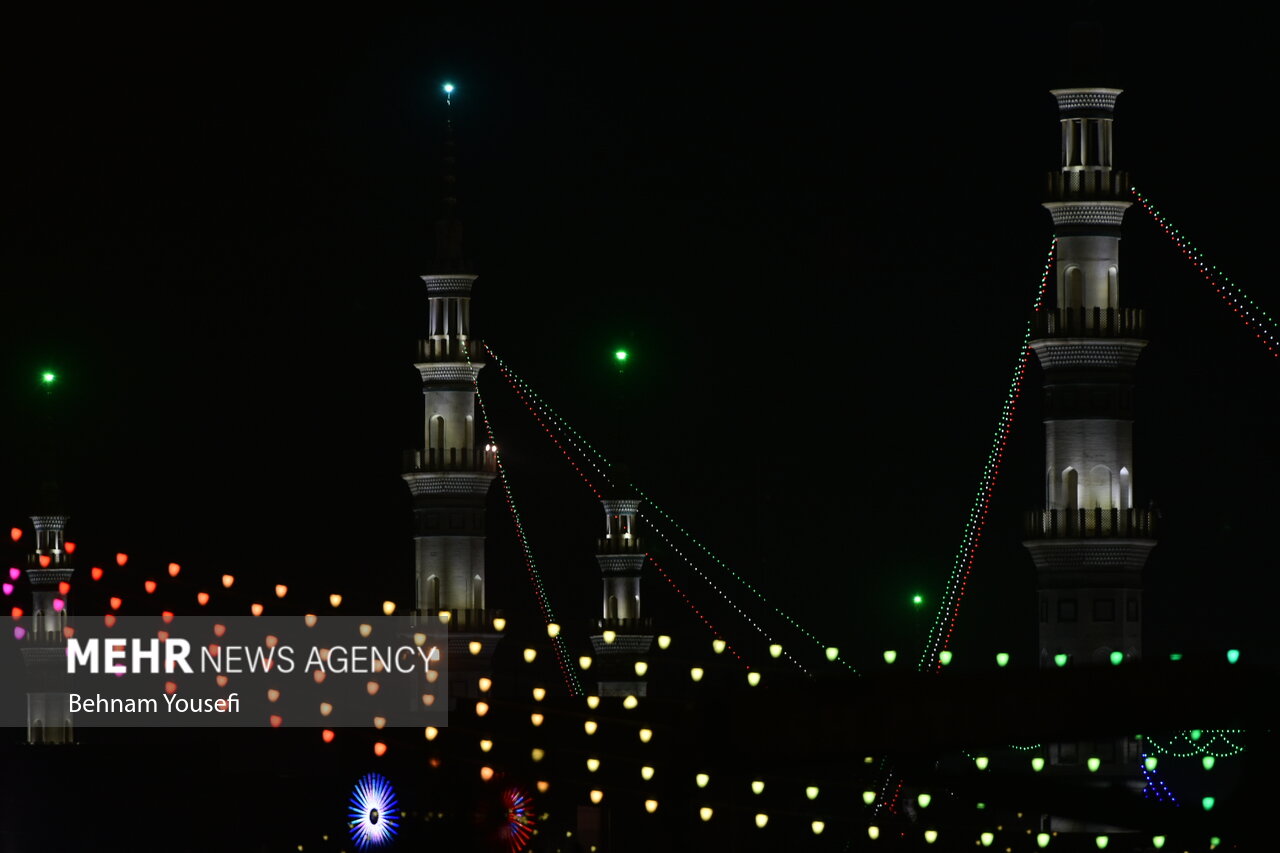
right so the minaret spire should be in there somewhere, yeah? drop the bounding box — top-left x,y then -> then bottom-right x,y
435,82 -> 466,274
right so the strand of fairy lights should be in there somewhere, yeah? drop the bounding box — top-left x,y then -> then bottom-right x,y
1144,730 -> 1245,758
484,351 -> 772,667
485,343 -> 848,671
919,239 -> 1056,672
645,553 -> 744,664
467,349 -> 581,696
645,516 -> 806,674
1139,753 -> 1179,805
1132,188 -> 1279,358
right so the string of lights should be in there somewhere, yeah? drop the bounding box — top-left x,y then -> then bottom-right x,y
1132,188 -> 1279,358
918,239 -> 1056,672
1139,753 -> 1179,805
467,349 -> 582,696
484,344 -> 848,671
645,553 -> 744,664
1142,730 -> 1246,758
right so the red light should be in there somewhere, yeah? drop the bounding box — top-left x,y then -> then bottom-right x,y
90,567 -> 104,581
144,580 -> 157,594
64,541 -> 76,554
167,562 -> 181,578
269,715 -> 283,728
10,606 -> 22,620
58,581 -> 71,595
161,611 -> 175,624
38,555 -> 51,568
321,729 -> 335,743
109,597 -> 122,611
8,528 -> 21,542
115,553 -> 128,567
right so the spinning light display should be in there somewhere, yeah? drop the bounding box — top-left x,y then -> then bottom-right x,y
347,772 -> 400,849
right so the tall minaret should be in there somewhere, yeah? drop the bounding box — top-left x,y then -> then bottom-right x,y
588,488 -> 653,696
1025,87 -> 1155,776
402,85 -> 500,692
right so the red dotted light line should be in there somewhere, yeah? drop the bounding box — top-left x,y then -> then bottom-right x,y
646,553 -> 744,665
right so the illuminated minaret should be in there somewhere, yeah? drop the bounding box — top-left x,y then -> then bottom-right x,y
21,372 -> 76,744
588,490 -> 653,696
1025,86 -> 1155,776
402,85 -> 501,691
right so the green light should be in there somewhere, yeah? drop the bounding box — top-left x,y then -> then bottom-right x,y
882,650 -> 897,665
1053,653 -> 1068,668
912,594 -> 923,605
1201,796 -> 1215,811
996,652 -> 1010,668
938,650 -> 953,666
916,792 -> 931,808
1145,757 -> 1158,771
1087,756 -> 1101,773
1226,648 -> 1241,664
1037,833 -> 1051,848
1109,651 -> 1124,666
1202,755 -> 1216,771
1169,652 -> 1183,661
614,350 -> 628,362
41,372 -> 56,384
1190,729 -> 1202,741
1031,757 -> 1045,772
1152,837 -> 1166,850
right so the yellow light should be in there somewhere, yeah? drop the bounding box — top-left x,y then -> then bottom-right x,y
747,671 -> 761,687
755,813 -> 768,829
640,765 -> 654,781
319,702 -> 332,717
924,829 -> 938,844
413,632 -> 427,646
492,617 -> 506,632
547,622 -> 560,637
536,780 -> 549,792
689,667 -> 704,682
623,695 -> 639,709
358,623 -> 372,638
868,825 -> 881,840
586,695 -> 600,709
602,630 -> 616,644
424,726 -> 438,741
530,713 -> 544,727
811,821 -> 825,835
479,766 -> 494,781
438,610 -> 452,625
634,660 -> 649,676
523,648 -> 537,663
304,613 -> 317,628
475,701 -> 489,717
382,600 -> 396,616
586,758 -> 600,773
274,584 -> 288,598
769,643 -> 782,658
657,634 -> 671,649
699,807 -> 713,821
532,687 -> 546,702
531,748 -> 545,762
584,720 -> 598,735
696,773 -> 710,788
589,789 -> 603,804
478,677 -> 492,692
329,594 -> 342,608
469,641 -> 483,655
479,739 -> 493,752
805,785 -> 819,800
825,646 -> 839,661
751,780 -> 765,795
250,603 -> 264,617
862,790 -> 876,805
579,655 -> 593,670
222,574 -> 235,588
638,728 -> 653,743
712,639 -> 726,654
644,799 -> 659,814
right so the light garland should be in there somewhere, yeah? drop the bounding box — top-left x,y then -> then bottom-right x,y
646,553 -> 743,664
919,240 -> 1056,671
1139,753 -> 1179,805
1142,729 -> 1246,758
1132,188 -> 1279,358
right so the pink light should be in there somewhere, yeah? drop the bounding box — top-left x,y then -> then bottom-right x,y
8,568 -> 19,581
14,626 -> 25,639
53,598 -> 65,612
2,584 -> 11,596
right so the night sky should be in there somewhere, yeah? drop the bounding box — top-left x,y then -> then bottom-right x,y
2,7 -> 1278,676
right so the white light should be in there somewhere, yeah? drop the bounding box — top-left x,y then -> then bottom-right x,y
443,83 -> 455,94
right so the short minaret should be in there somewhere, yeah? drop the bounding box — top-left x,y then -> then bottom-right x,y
401,87 -> 500,691
22,495 -> 75,744
1025,87 -> 1155,779
588,490 -> 653,696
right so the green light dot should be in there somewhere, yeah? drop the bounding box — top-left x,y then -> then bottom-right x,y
41,372 -> 56,384
614,350 -> 628,362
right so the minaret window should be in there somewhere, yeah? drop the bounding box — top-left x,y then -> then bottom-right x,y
607,595 -> 618,620
1107,266 -> 1118,309
1064,267 -> 1083,310
1063,468 -> 1079,512
1119,467 -> 1132,509
427,576 -> 440,611
471,575 -> 483,610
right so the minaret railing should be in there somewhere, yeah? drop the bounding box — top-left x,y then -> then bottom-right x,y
1025,507 -> 1155,539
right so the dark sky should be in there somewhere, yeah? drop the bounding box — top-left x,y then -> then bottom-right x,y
2,7 -> 1277,669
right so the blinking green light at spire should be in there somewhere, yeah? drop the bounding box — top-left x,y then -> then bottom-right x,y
614,350 -> 628,363
443,82 -> 454,105
40,371 -> 56,386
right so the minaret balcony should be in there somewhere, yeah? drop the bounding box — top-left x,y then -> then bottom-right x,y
594,616 -> 654,634
1031,307 -> 1145,340
416,337 -> 484,363
403,446 -> 498,474
1025,507 -> 1155,540
1046,168 -> 1130,201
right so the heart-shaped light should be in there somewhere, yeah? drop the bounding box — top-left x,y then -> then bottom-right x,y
938,650 -> 953,666
644,799 -> 658,814
64,541 -> 76,554
319,702 -> 333,716
196,592 -> 209,606
1037,832 -> 1051,848
38,555 -> 50,568
981,832 -> 994,846
53,598 -> 65,612
1145,756 -> 1158,771
382,600 -> 396,615
213,624 -> 226,637
712,638 -> 726,654
11,606 -> 24,620
9,528 -> 21,542
424,726 -> 439,741
8,568 -> 19,581
91,567 -> 104,581
366,681 -> 380,695
168,563 -> 181,577
825,646 -> 839,661
109,597 -> 122,611
883,650 -> 898,664
266,689 -> 280,703
862,790 -> 876,805
329,594 -> 342,608
304,613 -> 317,628
996,652 -> 1010,667
313,670 -> 326,684
371,741 -> 385,755
115,553 -> 128,567
640,765 -> 654,780
58,581 -> 71,595
274,584 -> 288,598
700,807 -> 713,821
270,715 -> 283,729
1151,836 -> 1166,849
1202,755 -> 1216,771
321,729 -> 335,743
104,614 -> 116,627
144,580 -> 157,594
359,623 -> 373,638
156,630 -> 168,641
479,765 -> 494,781
250,603 -> 263,617
373,716 -> 386,730
751,780 -> 765,795
13,626 -> 26,639
589,789 -> 603,804
974,756 -> 989,771
162,611 -> 175,624
1095,836 -> 1108,849
164,681 -> 177,694
264,635 -> 278,648
811,821 -> 825,835
924,830 -> 938,844
1087,757 -> 1101,772
754,813 -> 768,828
1054,653 -> 1069,667
1032,757 -> 1046,772
216,675 -> 229,687
1201,796 -> 1215,811
63,626 -> 75,639
586,758 -> 600,772
2,584 -> 12,596
769,643 -> 782,658
917,792 -> 931,808
221,574 -> 234,589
